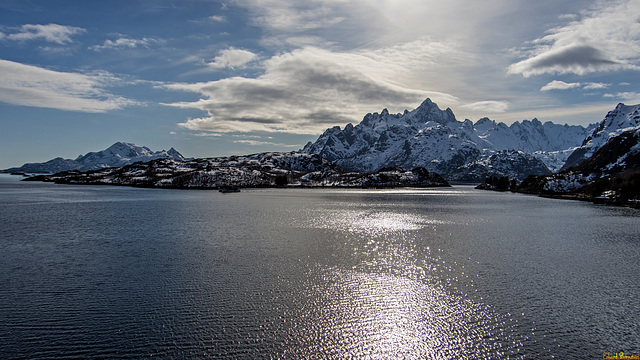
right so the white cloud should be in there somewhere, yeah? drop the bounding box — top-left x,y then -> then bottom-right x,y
193,132 -> 223,137
0,59 -> 138,112
209,15 -> 226,22
508,0 -> 640,76
90,36 -> 158,51
583,82 -> 609,90
540,80 -> 612,92
207,47 -> 258,69
540,80 -> 582,91
162,46 -> 456,134
5,24 -> 85,44
460,101 -> 509,113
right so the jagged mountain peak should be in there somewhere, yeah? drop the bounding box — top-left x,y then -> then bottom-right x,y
406,98 -> 456,125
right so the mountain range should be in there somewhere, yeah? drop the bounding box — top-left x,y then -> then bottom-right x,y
301,98 -> 601,181
2,142 -> 186,174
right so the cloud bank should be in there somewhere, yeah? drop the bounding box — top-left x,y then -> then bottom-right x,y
163,46 -> 456,134
0,59 -> 138,112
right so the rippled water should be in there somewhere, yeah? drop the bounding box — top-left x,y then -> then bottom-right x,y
0,175 -> 638,359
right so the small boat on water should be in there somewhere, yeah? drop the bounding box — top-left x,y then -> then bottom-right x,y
219,187 -> 240,193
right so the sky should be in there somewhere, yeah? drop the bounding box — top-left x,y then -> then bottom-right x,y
1,0 -> 639,169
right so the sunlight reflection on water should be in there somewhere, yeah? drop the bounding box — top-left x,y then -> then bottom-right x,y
282,195 -> 525,359
306,209 -> 448,235
290,266 -> 520,359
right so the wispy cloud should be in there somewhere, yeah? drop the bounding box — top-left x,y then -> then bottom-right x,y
208,15 -> 226,22
232,139 -> 299,147
508,0 -> 640,77
207,47 -> 258,69
3,23 -> 85,44
540,80 -> 582,91
540,80 -> 611,91
235,0 -> 352,46
0,59 -> 139,112
460,101 -> 509,113
583,82 -> 610,90
193,132 -> 223,137
90,36 -> 161,51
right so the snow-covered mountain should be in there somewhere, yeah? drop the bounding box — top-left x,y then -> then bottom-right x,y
3,142 -> 186,174
302,98 -> 594,181
562,103 -> 640,170
517,128 -> 640,206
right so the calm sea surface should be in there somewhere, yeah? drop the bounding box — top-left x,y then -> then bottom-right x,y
0,174 -> 638,359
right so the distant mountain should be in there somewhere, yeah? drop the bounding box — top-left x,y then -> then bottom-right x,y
3,142 -> 186,174
25,152 -> 450,189
301,98 -> 594,181
562,103 -> 640,170
516,128 -> 640,206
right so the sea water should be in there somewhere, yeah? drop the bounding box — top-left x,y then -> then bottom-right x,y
0,175 -> 638,359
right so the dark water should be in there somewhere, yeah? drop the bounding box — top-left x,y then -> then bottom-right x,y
0,175 -> 638,359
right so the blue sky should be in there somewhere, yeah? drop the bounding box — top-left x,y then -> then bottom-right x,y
1,0 -> 639,169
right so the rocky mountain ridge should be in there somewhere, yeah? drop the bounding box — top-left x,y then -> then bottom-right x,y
562,102 -> 640,169
302,98 -> 596,181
